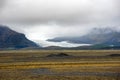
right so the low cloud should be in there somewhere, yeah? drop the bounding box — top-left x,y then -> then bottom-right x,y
0,0 -> 119,25
0,0 -> 6,11
0,0 -> 120,47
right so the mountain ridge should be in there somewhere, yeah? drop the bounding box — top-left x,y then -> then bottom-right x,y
48,27 -> 120,46
0,25 -> 39,49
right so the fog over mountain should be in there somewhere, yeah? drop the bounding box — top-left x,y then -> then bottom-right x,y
0,0 -> 120,47
48,27 -> 120,46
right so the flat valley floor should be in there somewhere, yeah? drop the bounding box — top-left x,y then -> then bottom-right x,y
0,50 -> 120,80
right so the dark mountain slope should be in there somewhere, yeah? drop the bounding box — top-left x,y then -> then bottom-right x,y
0,25 -> 38,49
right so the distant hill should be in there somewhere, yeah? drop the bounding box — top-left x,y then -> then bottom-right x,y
0,25 -> 39,49
48,27 -> 120,47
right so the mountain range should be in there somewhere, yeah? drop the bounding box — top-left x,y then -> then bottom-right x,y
0,25 -> 38,49
48,28 -> 120,47
48,28 -> 120,45
0,25 -> 120,50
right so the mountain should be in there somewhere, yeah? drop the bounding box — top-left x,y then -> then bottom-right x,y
0,25 -> 39,49
48,27 -> 120,47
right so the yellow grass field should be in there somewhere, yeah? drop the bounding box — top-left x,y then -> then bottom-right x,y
0,50 -> 120,80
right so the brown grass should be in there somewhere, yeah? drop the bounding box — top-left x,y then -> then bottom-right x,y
0,50 -> 120,80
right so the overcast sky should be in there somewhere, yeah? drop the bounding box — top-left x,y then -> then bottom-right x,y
0,0 -> 120,47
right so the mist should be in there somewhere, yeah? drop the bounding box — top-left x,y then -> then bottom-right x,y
0,0 -> 120,47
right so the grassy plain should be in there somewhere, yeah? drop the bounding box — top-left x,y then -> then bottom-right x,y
0,50 -> 120,80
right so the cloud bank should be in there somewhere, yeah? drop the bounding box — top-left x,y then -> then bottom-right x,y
0,0 -> 120,47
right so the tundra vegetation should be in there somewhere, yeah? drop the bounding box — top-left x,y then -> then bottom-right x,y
0,50 -> 120,80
